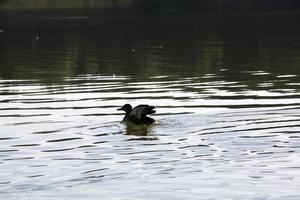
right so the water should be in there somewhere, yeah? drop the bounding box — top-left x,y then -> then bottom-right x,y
1,1 -> 300,199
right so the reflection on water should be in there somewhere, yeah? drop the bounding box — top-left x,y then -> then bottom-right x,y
1,1 -> 300,199
1,4 -> 300,82
124,122 -> 155,136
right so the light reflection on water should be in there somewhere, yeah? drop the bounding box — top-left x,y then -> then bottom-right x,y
1,2 -> 300,199
1,74 -> 300,199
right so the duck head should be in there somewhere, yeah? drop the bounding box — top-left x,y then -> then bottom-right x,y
117,104 -> 132,113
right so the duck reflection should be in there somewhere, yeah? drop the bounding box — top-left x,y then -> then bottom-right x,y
124,121 -> 153,136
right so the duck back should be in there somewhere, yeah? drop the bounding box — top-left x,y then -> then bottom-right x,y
128,105 -> 156,125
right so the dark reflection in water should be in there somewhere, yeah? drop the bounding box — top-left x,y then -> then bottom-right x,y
0,0 -> 300,84
124,122 -> 153,136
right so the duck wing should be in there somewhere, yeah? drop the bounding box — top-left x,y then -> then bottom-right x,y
129,105 -> 155,120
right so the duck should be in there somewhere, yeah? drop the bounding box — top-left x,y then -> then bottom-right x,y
117,104 -> 156,125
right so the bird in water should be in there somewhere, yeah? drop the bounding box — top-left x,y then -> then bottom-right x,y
117,104 -> 156,125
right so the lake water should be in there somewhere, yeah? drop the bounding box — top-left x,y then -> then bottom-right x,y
1,2 -> 300,199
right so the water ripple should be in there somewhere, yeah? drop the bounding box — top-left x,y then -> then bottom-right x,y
1,74 -> 300,199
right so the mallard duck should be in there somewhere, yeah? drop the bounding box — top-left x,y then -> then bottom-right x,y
117,104 -> 156,125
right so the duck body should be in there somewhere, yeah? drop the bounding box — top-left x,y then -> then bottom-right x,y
117,104 -> 156,125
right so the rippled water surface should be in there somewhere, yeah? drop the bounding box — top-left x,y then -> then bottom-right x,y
1,2 -> 300,199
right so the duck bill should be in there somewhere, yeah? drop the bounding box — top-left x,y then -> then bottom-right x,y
117,107 -> 123,111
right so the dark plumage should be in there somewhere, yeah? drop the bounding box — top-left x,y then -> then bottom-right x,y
117,104 -> 156,125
